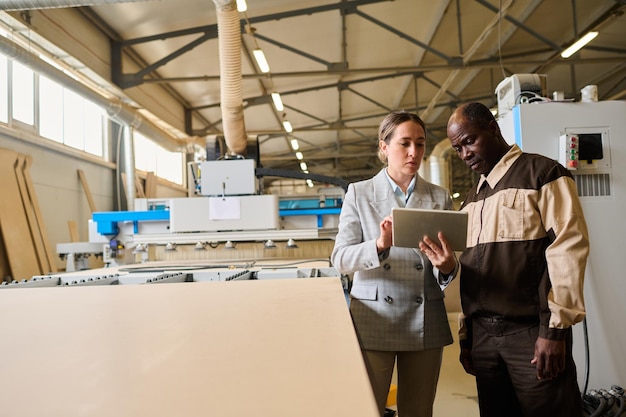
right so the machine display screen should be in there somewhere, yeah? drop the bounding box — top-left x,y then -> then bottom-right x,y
578,133 -> 603,162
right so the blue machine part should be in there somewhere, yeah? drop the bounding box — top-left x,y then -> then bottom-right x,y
93,200 -> 342,236
278,207 -> 341,228
278,198 -> 342,209
513,105 -> 523,147
92,210 -> 170,236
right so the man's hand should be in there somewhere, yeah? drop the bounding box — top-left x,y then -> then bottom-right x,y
418,232 -> 456,275
459,347 -> 476,375
531,337 -> 566,380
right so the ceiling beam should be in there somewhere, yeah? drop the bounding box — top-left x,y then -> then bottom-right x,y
474,0 -> 561,51
110,0 -> 390,89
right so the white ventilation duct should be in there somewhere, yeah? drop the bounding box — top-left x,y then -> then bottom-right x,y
212,0 -> 248,156
427,139 -> 453,190
0,0 -> 152,10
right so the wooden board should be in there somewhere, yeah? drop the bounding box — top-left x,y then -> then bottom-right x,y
78,169 -> 97,213
13,154 -> 49,273
0,231 -> 10,282
135,174 -> 146,198
0,278 -> 379,417
145,171 -> 157,198
22,156 -> 57,273
67,220 -> 79,242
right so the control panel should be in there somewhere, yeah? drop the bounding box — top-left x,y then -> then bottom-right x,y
558,127 -> 610,171
559,133 -> 579,170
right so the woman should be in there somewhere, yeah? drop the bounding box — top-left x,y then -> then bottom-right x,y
331,110 -> 457,417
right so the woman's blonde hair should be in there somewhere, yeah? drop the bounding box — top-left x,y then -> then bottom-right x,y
377,110 -> 427,164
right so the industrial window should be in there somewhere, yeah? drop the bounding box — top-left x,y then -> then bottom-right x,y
11,60 -> 34,126
83,100 -> 105,156
2,51 -> 180,184
0,55 -> 7,123
134,130 -> 183,185
39,74 -> 105,157
39,75 -> 63,143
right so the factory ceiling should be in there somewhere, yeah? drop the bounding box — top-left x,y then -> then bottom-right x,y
2,0 -> 626,197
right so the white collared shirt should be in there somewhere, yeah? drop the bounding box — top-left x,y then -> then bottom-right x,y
384,168 -> 415,207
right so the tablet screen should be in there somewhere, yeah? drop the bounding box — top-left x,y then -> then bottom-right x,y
391,207 -> 468,251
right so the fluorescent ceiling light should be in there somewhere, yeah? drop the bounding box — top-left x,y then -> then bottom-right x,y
290,139 -> 299,150
561,31 -> 598,58
306,179 -> 314,188
236,0 -> 247,12
282,120 -> 293,133
300,162 -> 308,171
296,151 -> 303,160
253,48 -> 270,73
271,92 -> 284,111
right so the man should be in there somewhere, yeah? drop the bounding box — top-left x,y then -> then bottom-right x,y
447,102 -> 589,417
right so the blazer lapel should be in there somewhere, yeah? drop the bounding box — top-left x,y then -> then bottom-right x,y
371,170 -> 424,260
407,175 -> 434,208
370,169 -> 398,219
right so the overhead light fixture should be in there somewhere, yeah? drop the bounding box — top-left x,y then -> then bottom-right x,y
224,240 -> 236,250
561,31 -> 598,58
236,0 -> 247,12
286,238 -> 298,249
283,121 -> 293,133
264,239 -> 276,249
253,48 -> 270,73
452,192 -> 461,199
290,139 -> 299,150
300,162 -> 308,171
165,242 -> 177,251
306,179 -> 314,188
296,151 -> 303,160
194,241 -> 206,251
271,92 -> 284,111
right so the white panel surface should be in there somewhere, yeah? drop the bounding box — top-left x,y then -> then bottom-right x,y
0,278 -> 378,417
200,159 -> 257,196
169,195 -> 279,232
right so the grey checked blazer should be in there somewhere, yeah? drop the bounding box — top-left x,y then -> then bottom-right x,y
331,169 -> 454,351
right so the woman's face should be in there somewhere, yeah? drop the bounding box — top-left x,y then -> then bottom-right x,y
380,120 -> 426,181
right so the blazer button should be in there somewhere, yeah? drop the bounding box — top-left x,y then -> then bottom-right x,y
384,296 -> 393,304
416,296 -> 423,304
383,263 -> 391,270
415,263 -> 423,271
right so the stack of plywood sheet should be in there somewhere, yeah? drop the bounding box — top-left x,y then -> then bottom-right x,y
0,148 -> 56,282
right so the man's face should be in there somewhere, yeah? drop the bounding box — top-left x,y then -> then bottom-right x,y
447,117 -> 502,176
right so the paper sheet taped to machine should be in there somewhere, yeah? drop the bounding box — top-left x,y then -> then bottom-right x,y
209,197 -> 241,220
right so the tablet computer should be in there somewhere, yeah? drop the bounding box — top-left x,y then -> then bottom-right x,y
391,207 -> 468,251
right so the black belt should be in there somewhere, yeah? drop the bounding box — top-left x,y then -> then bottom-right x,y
472,315 -> 539,337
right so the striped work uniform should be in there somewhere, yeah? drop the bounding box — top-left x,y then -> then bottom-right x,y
458,144 -> 589,417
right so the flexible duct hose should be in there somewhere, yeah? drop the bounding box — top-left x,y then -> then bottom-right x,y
213,0 -> 248,156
